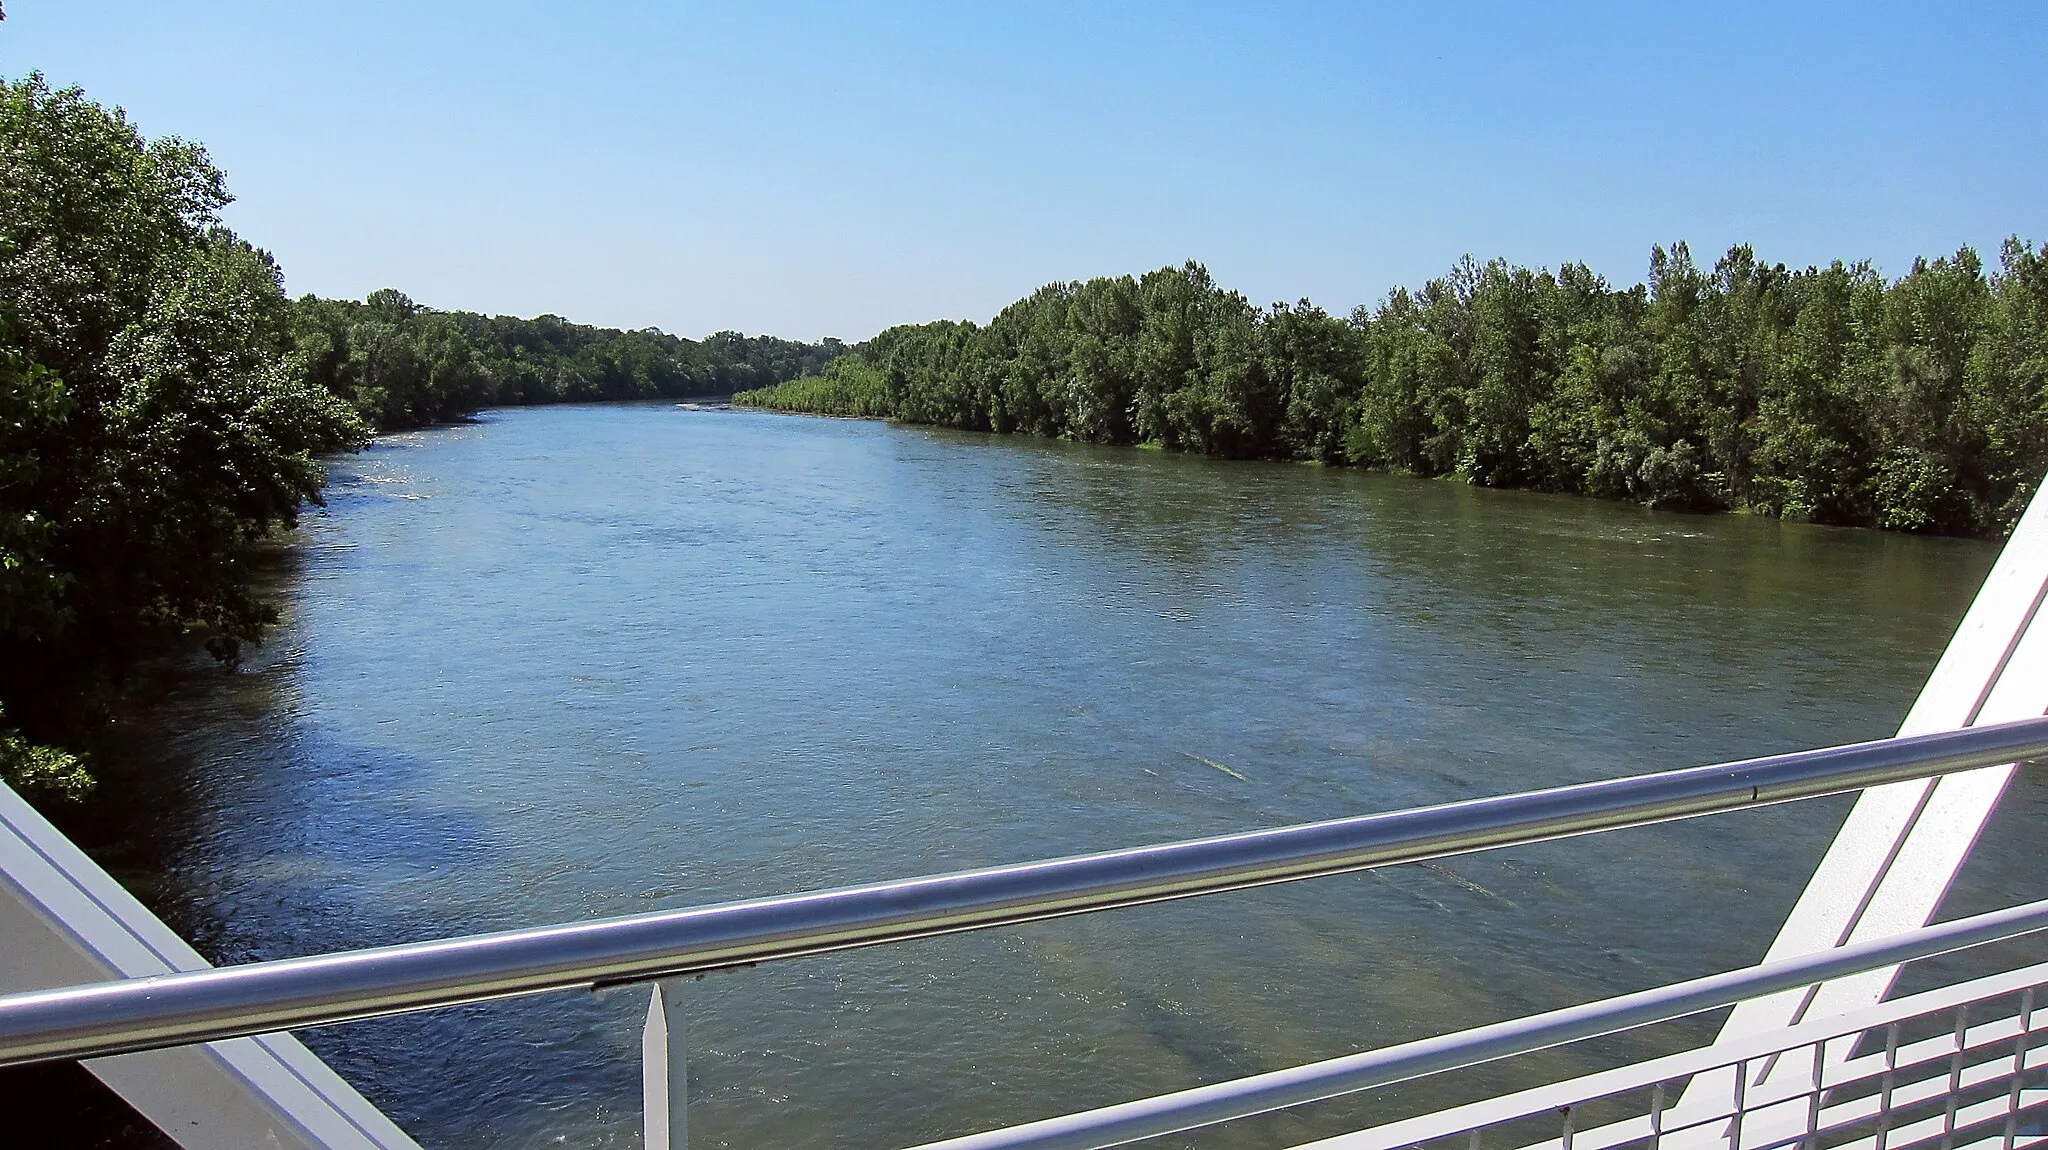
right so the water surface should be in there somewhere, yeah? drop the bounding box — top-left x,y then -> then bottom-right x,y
77,404 -> 2042,1147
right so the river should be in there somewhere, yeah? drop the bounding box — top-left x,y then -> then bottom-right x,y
59,403 -> 2047,1147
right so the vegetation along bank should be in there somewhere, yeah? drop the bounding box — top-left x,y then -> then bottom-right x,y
738,249 -> 2048,540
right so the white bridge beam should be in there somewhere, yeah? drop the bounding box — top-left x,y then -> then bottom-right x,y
0,780 -> 418,1149
1675,480 -> 2048,1132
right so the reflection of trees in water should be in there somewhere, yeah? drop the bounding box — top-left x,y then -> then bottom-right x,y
992,433 -> 1991,727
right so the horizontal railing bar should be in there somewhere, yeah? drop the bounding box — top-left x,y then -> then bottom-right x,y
1801,1043 -> 2048,1150
1394,1009 -> 2048,1150
1286,961 -> 2048,1150
905,899 -> 2048,1150
3,718 -> 2046,1068
1500,1013 -> 2048,1150
1828,1091 -> 2048,1150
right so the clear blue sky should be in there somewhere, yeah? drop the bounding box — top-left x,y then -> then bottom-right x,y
6,2 -> 2045,343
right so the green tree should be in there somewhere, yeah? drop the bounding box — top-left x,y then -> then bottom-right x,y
1966,239 -> 2048,529
1,74 -> 366,791
737,244 -> 2046,540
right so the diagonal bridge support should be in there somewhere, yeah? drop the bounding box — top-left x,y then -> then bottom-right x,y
0,781 -> 419,1149
1670,482 -> 2048,1137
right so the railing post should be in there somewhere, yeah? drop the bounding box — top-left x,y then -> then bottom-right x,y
642,979 -> 687,1150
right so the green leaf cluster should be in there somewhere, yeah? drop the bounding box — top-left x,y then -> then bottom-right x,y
0,704 -> 90,801
1,74 -> 370,791
737,249 -> 2048,537
731,355 -> 895,418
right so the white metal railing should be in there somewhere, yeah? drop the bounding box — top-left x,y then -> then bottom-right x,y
1285,960 -> 2048,1150
7,720 -> 2045,1072
897,902 -> 2048,1150
2,722 -> 2045,1149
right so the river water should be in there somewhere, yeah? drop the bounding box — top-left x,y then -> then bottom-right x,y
68,403 -> 2046,1147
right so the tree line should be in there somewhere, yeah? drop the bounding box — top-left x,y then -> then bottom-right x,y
291,291 -> 839,431
0,75 -> 833,799
739,246 -> 2048,537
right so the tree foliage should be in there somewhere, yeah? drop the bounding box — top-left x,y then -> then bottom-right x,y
0,74 -> 367,795
739,250 -> 2048,537
291,291 -> 842,431
735,355 -> 894,418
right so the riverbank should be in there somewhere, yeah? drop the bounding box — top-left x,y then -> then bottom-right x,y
736,248 -> 2048,540
729,396 -> 2017,538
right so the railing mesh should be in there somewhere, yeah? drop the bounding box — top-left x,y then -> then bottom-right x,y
1297,969 -> 2048,1150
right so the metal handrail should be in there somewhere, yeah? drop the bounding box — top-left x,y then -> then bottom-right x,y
903,898 -> 2048,1150
3,717 -> 2046,1069
1284,957 -> 2048,1150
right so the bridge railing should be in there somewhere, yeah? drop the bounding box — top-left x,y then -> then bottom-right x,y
903,901 -> 2048,1150
1281,958 -> 2048,1150
3,718 -> 2047,1148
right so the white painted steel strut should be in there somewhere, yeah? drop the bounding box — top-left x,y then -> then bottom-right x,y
0,781 -> 419,1149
